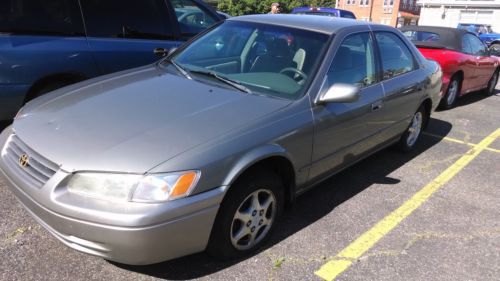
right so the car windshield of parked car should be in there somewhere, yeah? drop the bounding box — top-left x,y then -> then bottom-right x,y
168,21 -> 329,100
458,24 -> 493,34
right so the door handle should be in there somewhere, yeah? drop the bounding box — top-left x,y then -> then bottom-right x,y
371,101 -> 383,111
154,48 -> 168,57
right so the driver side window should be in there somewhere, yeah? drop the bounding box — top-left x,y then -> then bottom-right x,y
327,32 -> 377,88
170,0 -> 217,36
465,33 -> 487,56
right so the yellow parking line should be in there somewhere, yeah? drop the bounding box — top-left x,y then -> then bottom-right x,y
315,128 -> 500,281
423,132 -> 500,154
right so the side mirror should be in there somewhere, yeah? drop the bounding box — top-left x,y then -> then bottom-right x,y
317,83 -> 361,104
489,46 -> 500,57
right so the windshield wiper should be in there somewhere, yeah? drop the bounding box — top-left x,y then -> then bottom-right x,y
189,70 -> 252,94
164,58 -> 192,80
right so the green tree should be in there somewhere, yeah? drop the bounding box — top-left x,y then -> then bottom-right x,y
217,0 -> 337,16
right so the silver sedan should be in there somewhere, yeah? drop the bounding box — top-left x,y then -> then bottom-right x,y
0,15 -> 442,265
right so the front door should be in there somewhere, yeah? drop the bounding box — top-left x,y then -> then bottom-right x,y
310,32 -> 385,180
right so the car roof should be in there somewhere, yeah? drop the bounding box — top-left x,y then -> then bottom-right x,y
400,25 -> 472,52
227,14 -> 369,35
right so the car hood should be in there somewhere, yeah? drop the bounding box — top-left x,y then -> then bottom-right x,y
13,66 -> 291,173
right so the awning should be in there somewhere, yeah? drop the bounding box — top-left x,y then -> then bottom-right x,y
399,11 -> 420,19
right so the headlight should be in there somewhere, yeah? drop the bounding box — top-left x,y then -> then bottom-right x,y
132,171 -> 200,202
66,171 -> 200,203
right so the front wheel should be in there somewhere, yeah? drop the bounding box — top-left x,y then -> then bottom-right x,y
206,171 -> 284,259
396,105 -> 427,152
484,70 -> 498,96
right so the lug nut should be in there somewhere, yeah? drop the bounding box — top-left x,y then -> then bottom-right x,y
252,210 -> 257,216
251,226 -> 256,232
259,210 -> 264,216
247,221 -> 252,227
259,220 -> 263,225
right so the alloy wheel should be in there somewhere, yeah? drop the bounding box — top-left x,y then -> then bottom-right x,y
406,111 -> 423,147
230,189 -> 276,251
489,72 -> 498,94
446,79 -> 459,106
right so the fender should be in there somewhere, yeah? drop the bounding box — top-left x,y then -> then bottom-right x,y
222,144 -> 296,187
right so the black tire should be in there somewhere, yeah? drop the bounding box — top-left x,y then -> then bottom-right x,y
439,76 -> 461,109
396,105 -> 427,152
484,70 -> 499,96
206,170 -> 284,260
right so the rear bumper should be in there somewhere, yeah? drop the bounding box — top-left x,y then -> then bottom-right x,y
0,127 -> 226,265
0,84 -> 30,121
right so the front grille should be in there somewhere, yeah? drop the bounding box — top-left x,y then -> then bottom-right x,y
3,134 -> 59,188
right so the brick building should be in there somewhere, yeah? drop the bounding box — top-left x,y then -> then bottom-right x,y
336,0 -> 420,27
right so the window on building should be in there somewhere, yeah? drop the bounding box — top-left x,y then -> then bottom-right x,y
383,0 -> 394,7
360,0 -> 370,6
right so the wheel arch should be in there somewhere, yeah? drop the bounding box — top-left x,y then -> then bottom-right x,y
222,145 -> 297,206
420,98 -> 433,130
25,72 -> 87,103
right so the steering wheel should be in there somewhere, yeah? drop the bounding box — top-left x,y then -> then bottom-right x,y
279,67 -> 308,81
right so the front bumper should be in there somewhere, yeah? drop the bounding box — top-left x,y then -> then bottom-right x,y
0,127 -> 226,265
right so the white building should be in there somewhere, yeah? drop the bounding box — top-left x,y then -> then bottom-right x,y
417,0 -> 500,32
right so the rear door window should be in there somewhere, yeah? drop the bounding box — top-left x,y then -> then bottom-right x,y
375,32 -> 416,80
80,0 -> 173,40
0,0 -> 84,36
340,11 -> 356,19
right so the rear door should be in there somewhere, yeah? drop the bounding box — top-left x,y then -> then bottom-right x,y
310,31 -> 385,180
80,0 -> 181,75
374,31 -> 426,141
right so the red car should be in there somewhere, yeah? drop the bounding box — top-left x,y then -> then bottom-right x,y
401,26 -> 500,109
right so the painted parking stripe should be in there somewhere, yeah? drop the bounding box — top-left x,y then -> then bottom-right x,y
423,132 -> 500,154
315,128 -> 500,281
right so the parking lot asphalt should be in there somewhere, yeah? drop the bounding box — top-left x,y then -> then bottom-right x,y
1,88 -> 499,281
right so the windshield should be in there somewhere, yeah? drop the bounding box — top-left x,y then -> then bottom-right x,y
167,21 -> 329,100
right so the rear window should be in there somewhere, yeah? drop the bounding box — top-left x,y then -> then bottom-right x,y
0,0 -> 84,36
340,11 -> 356,19
295,11 -> 338,17
403,30 -> 440,42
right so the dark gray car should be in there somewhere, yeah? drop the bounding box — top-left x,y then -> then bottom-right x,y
0,15 -> 442,265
